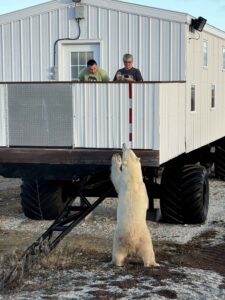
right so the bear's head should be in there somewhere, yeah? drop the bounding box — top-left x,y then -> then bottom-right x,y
121,144 -> 143,182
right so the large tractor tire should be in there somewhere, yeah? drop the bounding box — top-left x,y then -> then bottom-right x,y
214,144 -> 225,180
160,164 -> 209,224
21,179 -> 66,220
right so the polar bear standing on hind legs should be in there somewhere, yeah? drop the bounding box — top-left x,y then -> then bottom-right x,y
111,144 -> 157,267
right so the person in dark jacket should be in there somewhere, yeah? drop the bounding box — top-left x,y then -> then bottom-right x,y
113,53 -> 143,82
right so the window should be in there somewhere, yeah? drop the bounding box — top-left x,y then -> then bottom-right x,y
71,51 -> 93,80
203,40 -> 208,67
223,48 -> 225,70
211,85 -> 215,108
191,85 -> 196,111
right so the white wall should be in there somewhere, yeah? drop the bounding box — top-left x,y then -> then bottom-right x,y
132,84 -> 160,149
159,82 -> 186,164
0,82 -> 161,150
72,83 -> 160,149
0,81 -> 187,163
0,0 -> 186,82
186,26 -> 225,153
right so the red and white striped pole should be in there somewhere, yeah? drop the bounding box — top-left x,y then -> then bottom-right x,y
129,82 -> 133,148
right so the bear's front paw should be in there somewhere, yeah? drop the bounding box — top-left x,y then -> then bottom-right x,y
112,153 -> 122,168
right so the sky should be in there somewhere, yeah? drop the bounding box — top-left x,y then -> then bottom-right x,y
0,0 -> 225,32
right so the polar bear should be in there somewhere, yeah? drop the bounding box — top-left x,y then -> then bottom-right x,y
111,144 -> 157,267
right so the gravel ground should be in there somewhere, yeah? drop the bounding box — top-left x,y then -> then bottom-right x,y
0,176 -> 225,299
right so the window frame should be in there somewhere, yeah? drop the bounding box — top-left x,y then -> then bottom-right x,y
191,84 -> 196,112
223,47 -> 225,70
203,40 -> 208,68
71,51 -> 94,80
211,84 -> 215,109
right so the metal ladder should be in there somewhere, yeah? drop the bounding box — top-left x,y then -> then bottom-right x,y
1,178 -> 114,289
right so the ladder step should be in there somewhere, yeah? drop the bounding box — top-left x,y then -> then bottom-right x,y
53,225 -> 69,232
68,206 -> 89,211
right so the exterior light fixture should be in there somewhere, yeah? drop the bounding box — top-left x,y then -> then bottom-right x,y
72,0 -> 81,3
190,16 -> 207,32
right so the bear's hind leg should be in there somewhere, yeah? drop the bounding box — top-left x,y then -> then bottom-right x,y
112,239 -> 128,267
137,240 -> 156,268
112,249 -> 127,267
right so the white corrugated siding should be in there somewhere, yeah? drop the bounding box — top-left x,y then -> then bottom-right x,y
132,84 -> 159,149
186,28 -> 225,153
159,82 -> 186,164
0,1 -> 185,81
72,83 -> 160,149
0,82 -> 187,161
85,6 -> 185,81
0,85 -> 7,146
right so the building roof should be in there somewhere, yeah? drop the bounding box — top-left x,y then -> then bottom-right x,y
0,0 -> 187,24
0,0 -> 225,38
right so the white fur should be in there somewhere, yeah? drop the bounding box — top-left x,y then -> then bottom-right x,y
111,144 -> 157,267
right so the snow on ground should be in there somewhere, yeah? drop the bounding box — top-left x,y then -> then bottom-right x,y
0,177 -> 225,299
1,266 -> 224,300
